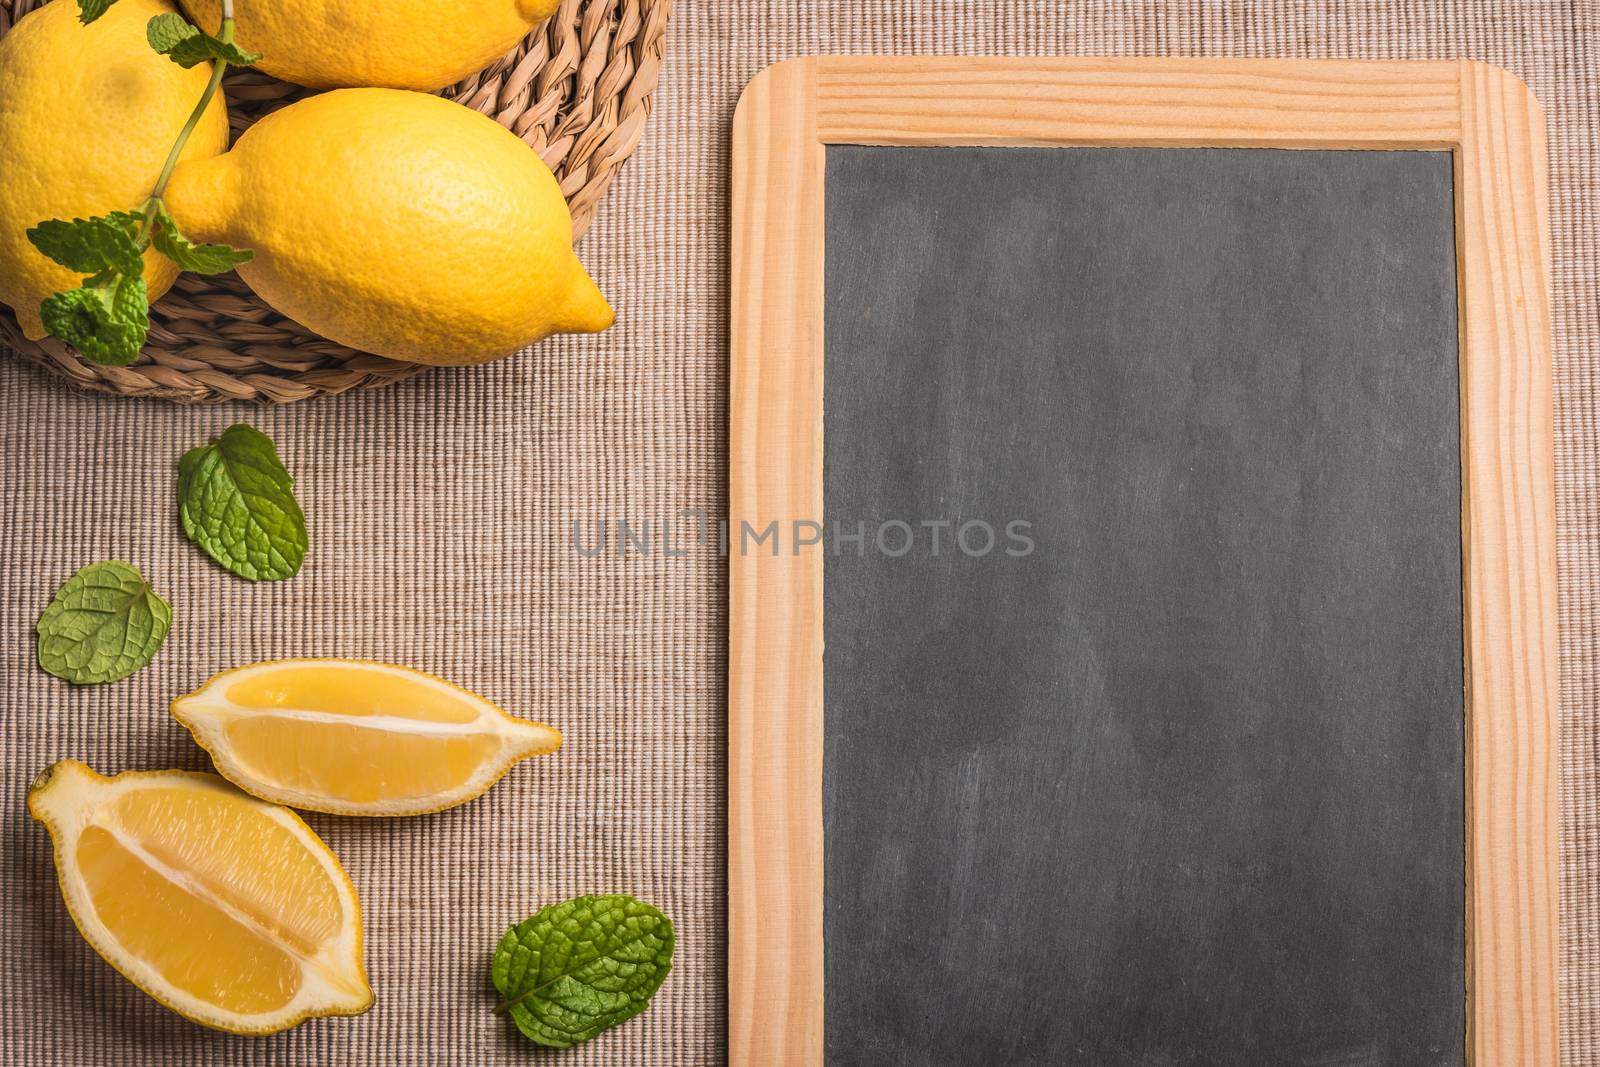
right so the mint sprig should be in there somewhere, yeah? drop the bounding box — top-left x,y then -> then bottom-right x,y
26,214 -> 149,364
30,4 -> 255,365
492,895 -> 675,1049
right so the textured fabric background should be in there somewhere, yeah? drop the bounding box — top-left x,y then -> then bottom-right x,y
1,2 -> 1595,1064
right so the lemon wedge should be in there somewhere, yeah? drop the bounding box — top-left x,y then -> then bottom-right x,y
171,659 -> 562,816
28,761 -> 371,1034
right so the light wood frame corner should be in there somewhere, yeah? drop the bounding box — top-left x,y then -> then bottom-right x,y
730,56 -> 1556,1067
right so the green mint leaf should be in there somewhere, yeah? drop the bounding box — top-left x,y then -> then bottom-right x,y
146,13 -> 260,68
27,215 -> 144,274
77,0 -> 117,24
151,206 -> 251,274
104,210 -> 147,236
212,39 -> 262,66
36,562 -> 171,685
40,288 -> 110,348
40,270 -> 149,366
492,895 -> 675,1049
145,12 -> 202,63
178,425 -> 307,581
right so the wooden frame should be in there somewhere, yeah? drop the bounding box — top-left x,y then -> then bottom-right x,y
729,57 -> 1556,1067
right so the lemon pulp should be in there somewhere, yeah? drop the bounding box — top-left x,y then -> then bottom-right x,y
29,762 -> 370,1033
172,659 -> 562,815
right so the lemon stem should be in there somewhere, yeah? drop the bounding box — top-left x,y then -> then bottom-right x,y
140,3 -> 237,240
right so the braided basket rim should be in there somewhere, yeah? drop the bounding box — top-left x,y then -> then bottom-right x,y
0,0 -> 669,404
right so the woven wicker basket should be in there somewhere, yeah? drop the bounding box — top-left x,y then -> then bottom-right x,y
0,0 -> 669,403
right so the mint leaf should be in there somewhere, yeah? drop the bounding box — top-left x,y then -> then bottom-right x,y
40,271 -> 148,366
145,13 -> 201,61
146,13 -> 260,68
492,895 -> 675,1049
36,562 -> 171,685
152,206 -> 251,274
27,215 -> 143,275
77,0 -> 117,24
178,425 -> 307,581
210,38 -> 262,67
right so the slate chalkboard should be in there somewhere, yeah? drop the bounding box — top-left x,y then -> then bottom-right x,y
821,146 -> 1464,1066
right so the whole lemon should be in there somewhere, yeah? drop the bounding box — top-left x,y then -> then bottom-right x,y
164,89 -> 613,366
0,0 -> 228,340
179,0 -> 557,91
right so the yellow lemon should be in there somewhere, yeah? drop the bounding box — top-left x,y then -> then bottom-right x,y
171,659 -> 563,816
0,0 -> 228,340
180,0 -> 557,91
164,88 -> 613,365
28,760 -> 371,1034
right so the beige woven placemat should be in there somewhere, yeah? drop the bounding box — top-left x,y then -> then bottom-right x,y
2,2 -> 1595,1064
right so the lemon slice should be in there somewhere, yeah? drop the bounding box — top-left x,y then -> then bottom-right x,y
28,761 -> 371,1034
171,659 -> 562,816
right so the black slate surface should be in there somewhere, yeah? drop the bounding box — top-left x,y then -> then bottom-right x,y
821,146 -> 1464,1067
